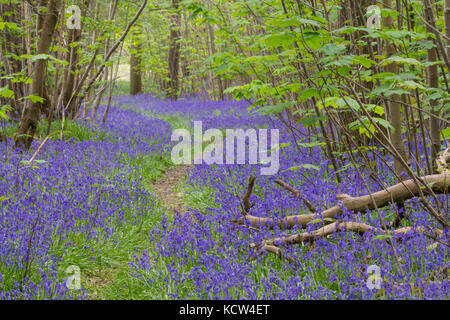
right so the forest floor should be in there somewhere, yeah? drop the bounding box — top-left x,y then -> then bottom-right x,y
149,165 -> 191,215
85,165 -> 190,300
1,94 -> 448,300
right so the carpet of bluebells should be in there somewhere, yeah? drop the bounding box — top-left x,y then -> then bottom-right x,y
0,101 -> 171,299
1,93 -> 448,299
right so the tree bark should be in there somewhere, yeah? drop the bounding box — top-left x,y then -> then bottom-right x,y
15,0 -> 61,149
92,0 -> 118,114
130,27 -> 143,95
207,23 -> 224,100
0,3 -> 26,118
167,0 -> 181,100
61,26 -> 82,118
446,0 -> 450,58
382,0 -> 408,180
424,0 -> 443,170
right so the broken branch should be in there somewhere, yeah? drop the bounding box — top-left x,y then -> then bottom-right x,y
237,173 -> 449,229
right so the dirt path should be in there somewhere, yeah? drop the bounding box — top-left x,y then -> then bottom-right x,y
150,165 -> 191,214
86,165 -> 192,299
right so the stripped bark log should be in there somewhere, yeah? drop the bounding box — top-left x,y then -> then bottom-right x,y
259,222 -> 444,247
236,173 -> 449,229
252,221 -> 445,261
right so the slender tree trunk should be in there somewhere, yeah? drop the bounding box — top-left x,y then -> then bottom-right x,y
0,3 -> 26,118
181,13 -> 192,94
16,0 -> 61,149
382,0 -> 408,179
446,0 -> 450,58
84,0 -> 100,119
207,23 -> 224,100
61,28 -> 81,118
130,27 -> 143,95
424,0 -> 442,169
92,0 -> 118,115
445,0 -> 450,124
167,0 -> 181,100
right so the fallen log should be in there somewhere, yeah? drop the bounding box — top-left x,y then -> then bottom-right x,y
259,222 -> 444,247
251,222 -> 445,261
236,173 -> 449,229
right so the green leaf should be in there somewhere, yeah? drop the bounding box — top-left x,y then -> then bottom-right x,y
31,54 -> 53,61
296,141 -> 325,148
258,101 -> 295,115
373,234 -> 393,241
380,56 -> 421,66
298,115 -> 326,127
380,8 -> 398,19
298,88 -> 319,101
11,76 -> 32,84
0,86 -> 14,99
303,31 -> 322,50
21,95 -> 44,103
372,117 -> 393,131
366,104 -> 385,116
352,56 -> 376,68
320,43 -> 346,56
263,31 -> 295,48
442,127 -> 450,140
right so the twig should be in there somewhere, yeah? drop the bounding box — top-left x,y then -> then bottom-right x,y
28,135 -> 50,163
274,178 -> 317,212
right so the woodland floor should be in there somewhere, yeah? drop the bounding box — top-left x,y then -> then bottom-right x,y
149,165 -> 191,215
1,94 -> 448,300
84,163 -> 193,299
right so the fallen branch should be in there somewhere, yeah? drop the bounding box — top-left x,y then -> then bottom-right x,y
261,222 -> 443,247
251,221 -> 445,260
274,179 -> 317,212
236,173 -> 449,229
28,135 -> 50,163
241,175 -> 256,215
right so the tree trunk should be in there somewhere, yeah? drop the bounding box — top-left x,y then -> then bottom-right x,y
92,0 -> 118,115
382,0 -> 408,179
446,0 -> 450,58
61,28 -> 81,118
426,8 -> 441,170
207,23 -> 224,100
0,3 -> 26,118
167,0 -> 181,100
424,0 -> 442,171
181,13 -> 192,94
130,27 -> 143,95
15,0 -> 61,149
